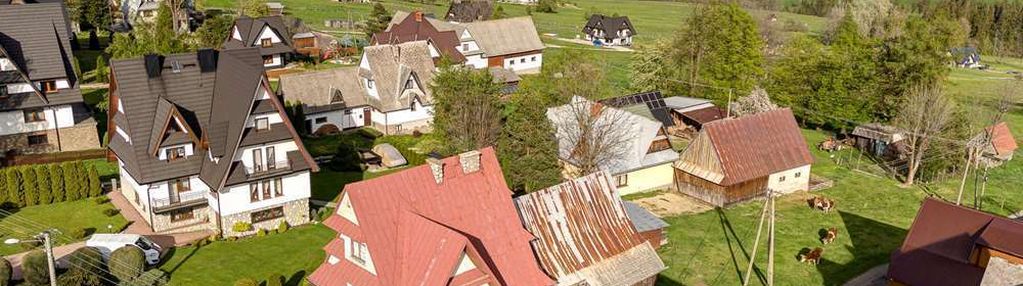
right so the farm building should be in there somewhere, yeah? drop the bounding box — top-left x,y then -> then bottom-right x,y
851,123 -> 906,159
972,122 -> 1018,167
674,109 -> 813,206
623,201 -> 669,249
662,96 -> 722,133
515,171 -> 666,286
888,198 -> 1023,286
547,92 -> 679,196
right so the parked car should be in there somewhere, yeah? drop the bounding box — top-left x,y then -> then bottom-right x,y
85,234 -> 162,265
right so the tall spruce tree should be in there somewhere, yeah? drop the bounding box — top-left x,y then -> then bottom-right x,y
87,165 -> 101,197
35,166 -> 50,205
62,162 -> 80,201
4,168 -> 19,207
48,164 -> 64,202
498,92 -> 562,193
363,3 -> 392,40
20,167 -> 37,206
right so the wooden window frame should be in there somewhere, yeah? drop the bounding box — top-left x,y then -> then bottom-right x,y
262,179 -> 272,200
262,55 -> 274,64
166,146 -> 186,161
169,208 -> 195,222
274,178 -> 283,197
249,183 -> 260,202
27,134 -> 48,146
252,149 -> 264,172
41,81 -> 57,93
23,109 -> 45,123
795,172 -> 802,178
462,43 -> 469,51
255,117 -> 269,131
616,174 -> 628,187
261,38 -> 273,48
0,85 -> 7,98
266,146 -> 276,170
169,177 -> 191,196
350,239 -> 368,263
779,176 -> 786,182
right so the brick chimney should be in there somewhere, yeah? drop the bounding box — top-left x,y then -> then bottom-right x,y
414,11 -> 423,22
459,150 -> 481,174
427,157 -> 444,184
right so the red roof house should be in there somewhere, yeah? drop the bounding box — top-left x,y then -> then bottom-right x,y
888,198 -> 1023,286
307,148 -> 553,286
371,11 -> 466,63
673,108 -> 814,206
974,122 -> 1018,167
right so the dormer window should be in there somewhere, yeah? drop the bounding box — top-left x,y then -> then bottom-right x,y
366,79 -> 375,89
261,38 -> 272,47
330,90 -> 344,104
41,81 -> 57,93
263,55 -> 273,65
350,240 -> 368,264
166,146 -> 185,161
404,78 -> 415,90
255,118 -> 269,131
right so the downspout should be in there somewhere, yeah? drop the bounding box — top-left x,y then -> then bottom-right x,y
50,107 -> 62,152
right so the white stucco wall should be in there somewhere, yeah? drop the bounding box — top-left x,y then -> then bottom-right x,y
236,141 -> 300,172
263,54 -> 283,68
309,108 -> 366,131
464,54 -> 487,69
0,58 -> 15,71
246,112 -> 284,129
383,103 -> 433,125
252,25 -> 283,46
119,159 -> 151,211
616,162 -> 676,196
504,53 -> 542,73
218,171 -> 310,216
156,143 -> 195,160
767,165 -> 811,195
0,105 -> 75,136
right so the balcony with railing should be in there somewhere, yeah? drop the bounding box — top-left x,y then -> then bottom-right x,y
245,158 -> 293,178
152,190 -> 208,213
225,151 -> 311,186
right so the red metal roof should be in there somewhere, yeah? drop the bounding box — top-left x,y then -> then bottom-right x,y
308,147 -> 552,286
887,198 -> 1023,286
372,11 -> 467,63
515,171 -> 665,284
987,122 -> 1018,155
702,108 -> 814,186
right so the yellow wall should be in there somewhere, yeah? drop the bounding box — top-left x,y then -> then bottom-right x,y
617,162 -> 676,196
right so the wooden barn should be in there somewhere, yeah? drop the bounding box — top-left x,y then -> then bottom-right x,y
674,109 -> 814,206
851,123 -> 906,159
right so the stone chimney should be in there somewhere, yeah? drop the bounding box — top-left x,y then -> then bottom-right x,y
459,150 -> 482,174
414,11 -> 423,22
427,157 -> 445,184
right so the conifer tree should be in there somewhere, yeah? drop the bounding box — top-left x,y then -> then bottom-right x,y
21,167 -> 37,206
49,164 -> 64,202
35,166 -> 50,205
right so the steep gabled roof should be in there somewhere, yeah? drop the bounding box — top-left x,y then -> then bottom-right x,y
223,16 -> 295,56
310,148 -> 553,286
278,67 -> 368,113
372,11 -> 466,63
985,122 -> 1017,156
108,48 -> 317,187
147,98 -> 200,156
582,14 -> 636,36
0,2 -> 82,110
360,41 -> 437,112
445,0 -> 492,23
462,17 -> 544,56
515,171 -> 666,285
888,198 -> 1023,286
676,108 -> 813,186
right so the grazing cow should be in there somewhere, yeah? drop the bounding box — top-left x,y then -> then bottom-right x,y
799,247 -> 824,265
808,196 -> 836,213
821,227 -> 838,245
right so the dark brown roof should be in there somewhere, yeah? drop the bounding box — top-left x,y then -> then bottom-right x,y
108,48 -> 317,187
0,2 -> 82,110
691,108 -> 813,186
582,14 -> 636,37
681,106 -> 726,125
223,16 -> 295,56
371,11 -> 466,63
888,198 -> 1023,286
444,0 -> 492,23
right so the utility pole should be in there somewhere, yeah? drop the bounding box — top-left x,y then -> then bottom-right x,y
42,231 -> 56,286
742,195 -> 770,286
726,88 -> 733,118
957,147 -> 974,205
767,190 -> 775,286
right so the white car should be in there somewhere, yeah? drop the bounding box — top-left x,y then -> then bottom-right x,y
85,234 -> 162,265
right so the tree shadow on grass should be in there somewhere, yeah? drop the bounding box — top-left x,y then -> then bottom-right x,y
815,211 -> 908,286
157,242 -> 205,276
285,270 -> 307,286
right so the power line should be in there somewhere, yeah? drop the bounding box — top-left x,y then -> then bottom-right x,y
0,223 -> 120,286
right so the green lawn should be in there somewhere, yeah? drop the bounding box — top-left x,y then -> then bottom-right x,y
0,199 -> 129,256
159,225 -> 335,285
82,88 -> 109,142
302,129 -> 432,202
73,31 -> 111,83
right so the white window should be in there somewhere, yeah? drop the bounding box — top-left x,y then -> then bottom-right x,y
778,176 -> 786,182
350,240 -> 368,264
255,118 -> 269,131
366,79 -> 375,89
166,146 -> 185,161
795,172 -> 802,178
462,43 -> 469,51
616,174 -> 627,187
531,56 -> 536,62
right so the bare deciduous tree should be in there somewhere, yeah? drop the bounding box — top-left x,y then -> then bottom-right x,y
895,83 -> 956,185
729,86 -> 778,117
549,97 -> 634,177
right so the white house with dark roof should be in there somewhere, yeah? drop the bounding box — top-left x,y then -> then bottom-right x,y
388,11 -> 545,74
0,2 -> 99,156
223,16 -> 296,69
582,14 -> 636,46
108,48 -> 318,236
280,41 -> 437,135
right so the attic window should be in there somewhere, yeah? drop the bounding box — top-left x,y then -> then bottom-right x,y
0,85 -> 7,98
41,81 -> 57,93
255,118 -> 269,131
166,146 -> 186,161
404,78 -> 415,90
350,240 -> 368,264
261,38 -> 272,48
331,90 -> 344,104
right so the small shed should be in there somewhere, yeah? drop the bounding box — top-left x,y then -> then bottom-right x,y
973,122 -> 1018,167
623,201 -> 668,249
679,106 -> 726,131
371,143 -> 407,168
266,2 -> 284,16
851,123 -> 905,158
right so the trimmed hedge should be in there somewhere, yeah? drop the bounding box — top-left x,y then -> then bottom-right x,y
0,161 -> 102,208
109,246 -> 144,282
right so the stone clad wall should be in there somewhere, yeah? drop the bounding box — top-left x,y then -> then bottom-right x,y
219,199 -> 310,237
151,206 -> 216,234
0,123 -> 99,155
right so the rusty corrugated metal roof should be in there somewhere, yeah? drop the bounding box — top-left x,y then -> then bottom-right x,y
987,122 -> 1018,156
515,171 -> 665,285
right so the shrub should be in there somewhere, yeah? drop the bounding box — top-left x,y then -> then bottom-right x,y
329,142 -> 363,172
67,247 -> 105,275
3,168 -> 19,207
0,257 -> 11,286
87,165 -> 102,198
121,269 -> 168,286
109,246 -> 145,282
35,166 -> 51,205
256,228 -> 267,237
232,221 -> 252,233
316,207 -> 331,222
69,228 -> 87,239
56,269 -> 104,286
19,239 -> 40,251
95,56 -> 109,84
358,128 -> 383,139
20,167 -> 36,206
48,164 -> 64,202
277,221 -> 289,233
62,162 -> 80,201
103,208 -> 120,217
93,196 -> 111,204
234,278 -> 259,286
266,273 -> 284,286
22,250 -> 49,285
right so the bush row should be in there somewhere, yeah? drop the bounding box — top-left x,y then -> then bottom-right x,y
0,161 -> 102,208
